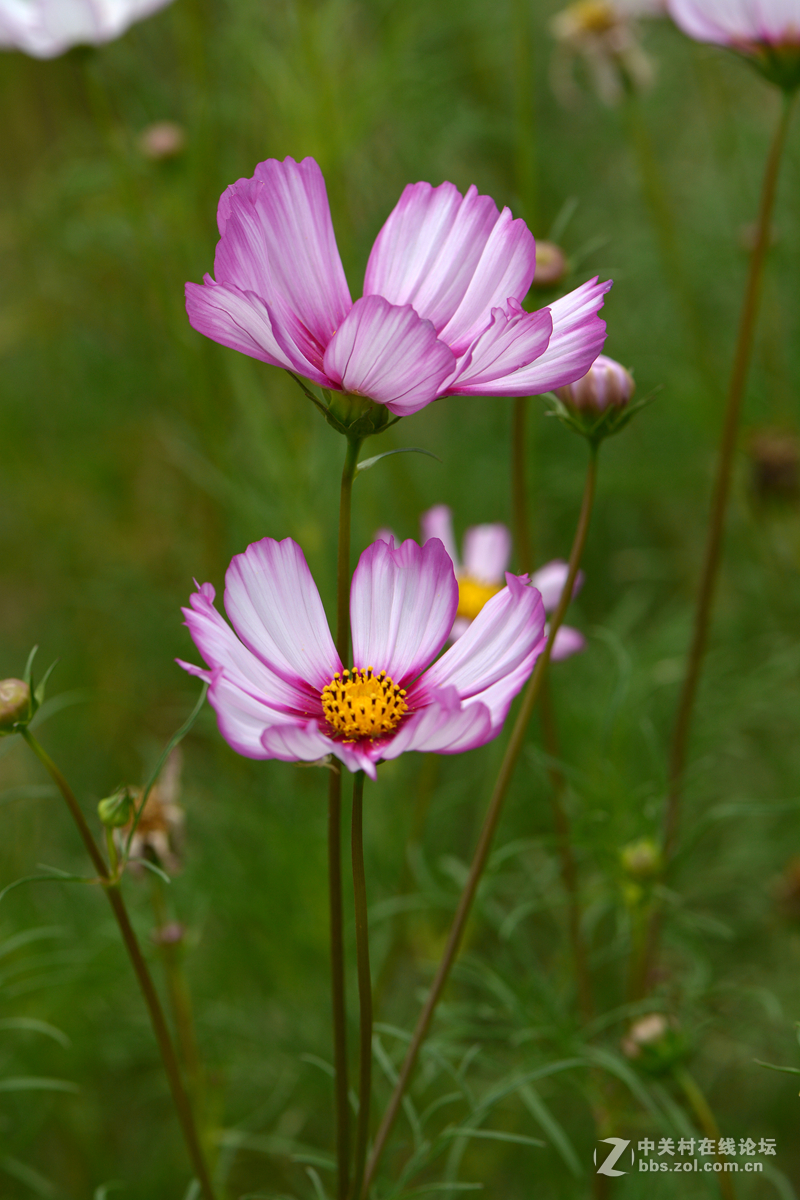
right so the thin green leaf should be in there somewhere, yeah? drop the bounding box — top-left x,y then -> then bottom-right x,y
0,873 -> 95,905
0,926 -> 65,959
0,1017 -> 70,1048
518,1083 -> 582,1176
0,785 -> 56,807
754,1058 -> 800,1076
0,1155 -> 59,1198
128,858 -> 172,885
402,1185 -> 483,1195
182,1182 -> 201,1200
762,1163 -> 799,1200
33,659 -> 59,708
287,372 -> 329,417
356,447 -> 441,473
94,1183 -> 125,1200
440,1128 -> 544,1149
0,1076 -> 78,1093
125,682 -> 207,859
22,646 -> 38,690
290,1154 -> 336,1170
300,1053 -> 335,1078
304,1167 -> 330,1200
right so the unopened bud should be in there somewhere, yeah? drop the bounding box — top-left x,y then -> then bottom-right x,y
556,354 -> 635,414
98,788 -> 135,828
0,679 -> 31,731
138,120 -> 186,161
620,837 -> 661,881
532,241 -> 568,288
621,1012 -> 686,1074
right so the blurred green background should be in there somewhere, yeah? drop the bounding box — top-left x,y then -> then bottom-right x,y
1,0 -> 800,1195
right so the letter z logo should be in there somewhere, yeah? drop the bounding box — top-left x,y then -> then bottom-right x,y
594,1137 -> 632,1176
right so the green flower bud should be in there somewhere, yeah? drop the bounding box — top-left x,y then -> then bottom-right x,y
98,788 -> 135,829
620,837 -> 662,881
325,391 -> 392,438
0,679 -> 31,732
621,1013 -> 688,1075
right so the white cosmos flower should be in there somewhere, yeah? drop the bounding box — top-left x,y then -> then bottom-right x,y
0,0 -> 175,59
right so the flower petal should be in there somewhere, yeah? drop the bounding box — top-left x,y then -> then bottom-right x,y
462,524 -> 512,585
349,538 -> 458,686
364,182 -> 521,334
416,572 -> 545,702
447,302 -> 553,394
260,721 -> 381,781
550,624 -> 586,662
668,0 -> 796,44
185,277 -> 298,371
224,538 -> 340,692
322,296 -> 456,414
531,560 -> 585,613
181,580 -> 314,714
420,505 -> 460,568
380,688 -> 493,759
203,669 -> 301,759
211,156 -> 351,349
457,277 -> 611,396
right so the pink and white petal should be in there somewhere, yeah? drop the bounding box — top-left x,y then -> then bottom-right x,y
364,182 -> 505,332
461,641 -> 544,731
380,690 -> 493,759
550,624 -> 586,662
530,560 -> 585,613
185,278 -> 296,370
449,616 -> 471,642
667,0 -> 779,43
260,721 -> 380,780
206,669 -> 300,759
322,296 -> 456,414
416,573 -> 545,701
462,523 -> 512,585
264,294 -> 332,386
447,303 -> 553,393
420,505 -> 460,568
350,537 -> 458,686
213,157 -> 351,347
438,210 -> 537,354
463,277 -> 611,396
181,581 -> 313,713
224,538 -> 340,692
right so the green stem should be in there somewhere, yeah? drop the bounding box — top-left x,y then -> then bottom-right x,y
331,433 -> 362,1199
511,396 -> 533,574
151,884 -> 205,1115
539,677 -> 592,1022
674,1067 -> 737,1200
20,730 -> 216,1200
350,772 -> 372,1200
662,91 -> 796,865
363,445 -> 600,1194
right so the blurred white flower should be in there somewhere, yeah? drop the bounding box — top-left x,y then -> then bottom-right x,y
550,0 -> 660,105
0,0 -> 175,59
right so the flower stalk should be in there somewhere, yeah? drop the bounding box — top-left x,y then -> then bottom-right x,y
19,729 -> 216,1200
330,433 -> 362,1199
363,444 -> 600,1194
662,91 -> 796,861
350,771 -> 372,1200
511,395 -> 533,573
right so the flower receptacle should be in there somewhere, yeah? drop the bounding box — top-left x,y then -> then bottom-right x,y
0,679 -> 32,733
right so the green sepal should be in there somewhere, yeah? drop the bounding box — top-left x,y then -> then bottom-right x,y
739,45 -> 800,93
287,373 -> 401,439
542,389 -> 657,446
356,446 -> 441,474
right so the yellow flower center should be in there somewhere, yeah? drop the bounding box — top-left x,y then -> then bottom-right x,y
457,576 -> 502,623
568,0 -> 617,34
321,668 -> 408,741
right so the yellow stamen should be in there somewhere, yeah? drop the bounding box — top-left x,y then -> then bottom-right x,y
321,667 -> 408,741
457,576 -> 502,622
563,0 -> 618,34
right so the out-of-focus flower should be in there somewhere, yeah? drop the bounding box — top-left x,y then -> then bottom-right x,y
550,0 -> 659,106
138,120 -> 186,161
622,1012 -> 686,1073
620,836 -> 662,880
420,505 -> 586,659
531,241 -> 569,289
668,0 -> 800,89
178,536 -> 547,781
748,428 -> 800,502
186,157 -> 611,430
0,0 -> 175,59
117,750 -> 184,875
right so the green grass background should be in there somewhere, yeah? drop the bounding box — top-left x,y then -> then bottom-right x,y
1,0 -> 800,1195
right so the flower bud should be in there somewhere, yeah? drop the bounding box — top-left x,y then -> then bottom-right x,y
532,241 -> 568,289
98,788 -> 135,829
138,120 -> 186,161
620,836 -> 662,881
0,679 -> 31,731
556,354 -> 634,414
621,1012 -> 686,1074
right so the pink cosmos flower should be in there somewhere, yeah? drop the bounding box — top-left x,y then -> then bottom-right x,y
185,156 -> 611,417
419,505 -> 586,659
668,0 -> 800,47
178,536 -> 546,781
0,0 -> 174,58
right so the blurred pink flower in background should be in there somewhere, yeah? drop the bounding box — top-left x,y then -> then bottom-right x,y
179,536 -> 547,780
420,505 -> 586,658
668,0 -> 800,47
0,0 -> 174,57
186,156 -> 611,417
